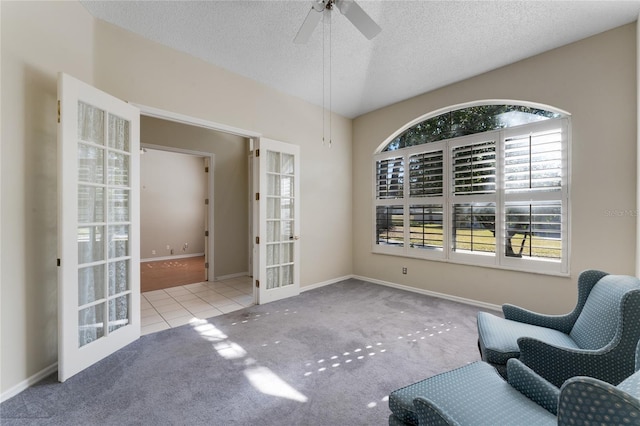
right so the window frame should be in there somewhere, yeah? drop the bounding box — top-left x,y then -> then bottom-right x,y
372,115 -> 570,276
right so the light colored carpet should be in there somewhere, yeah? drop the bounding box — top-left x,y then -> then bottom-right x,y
1,279 -> 489,425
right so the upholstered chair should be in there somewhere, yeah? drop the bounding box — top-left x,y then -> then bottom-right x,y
477,270 -> 640,386
388,341 -> 640,425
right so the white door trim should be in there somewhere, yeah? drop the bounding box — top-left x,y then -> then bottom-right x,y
133,103 -> 261,295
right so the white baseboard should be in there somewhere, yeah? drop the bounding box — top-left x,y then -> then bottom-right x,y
352,275 -> 502,312
301,275 -> 355,292
1,362 -> 58,403
215,271 -> 250,281
141,253 -> 205,263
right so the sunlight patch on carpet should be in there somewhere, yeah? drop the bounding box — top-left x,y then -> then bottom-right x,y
244,366 -> 308,403
191,317 -> 308,403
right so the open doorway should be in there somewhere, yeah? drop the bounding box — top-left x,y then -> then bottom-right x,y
140,148 -> 209,292
138,114 -> 257,334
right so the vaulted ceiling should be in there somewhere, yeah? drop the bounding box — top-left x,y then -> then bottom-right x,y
82,1 -> 640,118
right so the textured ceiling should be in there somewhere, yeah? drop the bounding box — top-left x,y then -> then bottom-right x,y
81,1 -> 640,118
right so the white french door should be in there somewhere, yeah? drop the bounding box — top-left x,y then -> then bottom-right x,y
57,73 -> 140,382
253,138 -> 301,304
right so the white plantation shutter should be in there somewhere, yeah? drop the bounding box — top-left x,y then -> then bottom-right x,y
373,113 -> 568,274
504,125 -> 563,193
376,156 -> 404,199
409,150 -> 443,197
451,140 -> 496,195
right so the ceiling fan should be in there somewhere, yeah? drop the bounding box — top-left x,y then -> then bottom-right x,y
294,0 -> 382,44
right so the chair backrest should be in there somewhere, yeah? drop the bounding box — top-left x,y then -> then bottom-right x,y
569,275 -> 640,350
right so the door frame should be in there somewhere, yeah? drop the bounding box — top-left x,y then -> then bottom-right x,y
140,144 -> 215,282
132,104 -> 261,292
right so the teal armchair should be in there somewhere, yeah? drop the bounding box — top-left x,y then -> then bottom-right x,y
477,270 -> 640,386
388,341 -> 640,425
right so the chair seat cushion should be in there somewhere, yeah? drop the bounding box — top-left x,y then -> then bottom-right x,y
389,361 -> 556,425
478,312 -> 579,365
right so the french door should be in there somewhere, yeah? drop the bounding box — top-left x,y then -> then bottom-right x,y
254,138 -> 301,304
57,73 -> 140,382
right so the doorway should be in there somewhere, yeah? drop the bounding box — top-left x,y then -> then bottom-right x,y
139,147 -> 210,292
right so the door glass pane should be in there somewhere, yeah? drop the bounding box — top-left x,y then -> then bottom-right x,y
280,198 -> 293,219
267,244 -> 279,266
108,295 -> 129,333
78,102 -> 104,145
267,198 -> 280,219
78,186 -> 104,223
109,260 -> 129,295
108,114 -> 130,151
280,265 -> 293,287
280,176 -> 293,197
108,225 -> 129,259
267,151 -> 280,173
78,144 -> 104,184
78,226 -> 104,264
266,266 -> 279,289
108,189 -> 129,222
79,303 -> 104,347
281,221 -> 293,241
108,152 -> 129,186
267,174 -> 280,196
281,242 -> 293,263
78,264 -> 105,305
281,154 -> 294,174
267,221 -> 280,243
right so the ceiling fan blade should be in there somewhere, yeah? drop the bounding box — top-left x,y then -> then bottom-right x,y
334,0 -> 381,40
294,4 -> 324,44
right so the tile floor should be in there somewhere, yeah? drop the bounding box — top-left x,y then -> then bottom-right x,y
141,276 -> 254,336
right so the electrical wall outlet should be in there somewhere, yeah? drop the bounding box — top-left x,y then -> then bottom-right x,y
402,267 -> 407,275
166,245 -> 170,250
151,250 -> 156,255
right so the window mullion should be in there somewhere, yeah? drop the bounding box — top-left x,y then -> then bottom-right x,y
496,129 -> 506,264
403,153 -> 410,251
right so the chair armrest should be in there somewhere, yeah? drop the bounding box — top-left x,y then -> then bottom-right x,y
506,359 -> 560,415
502,304 -> 573,334
517,337 -> 632,388
413,397 -> 461,426
557,376 -> 640,426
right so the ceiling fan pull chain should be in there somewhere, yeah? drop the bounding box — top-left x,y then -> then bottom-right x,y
322,9 -> 326,146
329,8 -> 332,148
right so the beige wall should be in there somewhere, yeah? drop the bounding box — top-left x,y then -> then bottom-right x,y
141,149 -> 207,260
1,1 -> 95,399
353,24 -> 637,314
141,116 -> 250,277
1,1 -> 353,397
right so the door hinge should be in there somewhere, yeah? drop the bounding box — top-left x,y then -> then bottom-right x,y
255,192 -> 260,201
57,258 -> 61,267
255,149 -> 260,157
205,230 -> 209,237
57,100 -> 61,123
255,279 -> 260,288
205,198 -> 209,205
205,166 -> 209,173
205,262 -> 209,269
255,236 -> 260,244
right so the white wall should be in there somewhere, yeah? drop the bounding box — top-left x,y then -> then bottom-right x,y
1,1 -> 353,397
353,24 -> 637,315
141,149 -> 206,260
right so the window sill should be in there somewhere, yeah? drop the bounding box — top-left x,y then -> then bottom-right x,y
371,247 -> 570,277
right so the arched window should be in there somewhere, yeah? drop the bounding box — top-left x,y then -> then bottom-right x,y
373,102 -> 569,274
